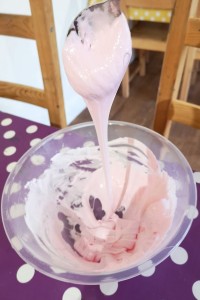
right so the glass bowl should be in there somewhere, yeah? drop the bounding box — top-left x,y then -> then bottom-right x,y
1,121 -> 197,284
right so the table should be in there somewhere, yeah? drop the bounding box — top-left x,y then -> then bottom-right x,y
0,110 -> 200,300
88,0 -> 172,23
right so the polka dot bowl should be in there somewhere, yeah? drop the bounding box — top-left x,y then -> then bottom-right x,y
1,121 -> 197,285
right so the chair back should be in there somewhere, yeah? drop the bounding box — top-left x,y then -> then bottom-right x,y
0,0 -> 66,128
153,0 -> 200,136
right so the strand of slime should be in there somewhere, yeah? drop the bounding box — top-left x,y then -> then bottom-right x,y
62,0 -> 132,217
84,94 -> 115,214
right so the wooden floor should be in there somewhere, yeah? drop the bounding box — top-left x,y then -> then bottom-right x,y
71,52 -> 200,170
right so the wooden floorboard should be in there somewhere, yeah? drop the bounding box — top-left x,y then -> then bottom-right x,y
71,52 -> 200,170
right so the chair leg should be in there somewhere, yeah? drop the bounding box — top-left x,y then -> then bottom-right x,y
139,50 -> 146,76
173,47 -> 188,99
180,47 -> 196,101
160,48 -> 188,138
145,51 -> 150,63
163,120 -> 172,138
121,68 -> 130,98
191,60 -> 199,84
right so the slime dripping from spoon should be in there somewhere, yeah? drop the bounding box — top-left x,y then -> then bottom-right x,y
62,0 -> 132,214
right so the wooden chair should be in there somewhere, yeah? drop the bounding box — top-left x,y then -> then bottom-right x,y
153,0 -> 200,137
179,0 -> 200,100
0,0 -> 66,128
121,0 -> 175,98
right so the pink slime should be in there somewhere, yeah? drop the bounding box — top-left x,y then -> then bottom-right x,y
62,0 -> 132,213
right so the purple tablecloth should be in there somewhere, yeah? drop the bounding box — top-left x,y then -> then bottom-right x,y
0,110 -> 200,300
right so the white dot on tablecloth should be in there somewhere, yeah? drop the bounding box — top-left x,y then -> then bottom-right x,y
1,118 -> 12,126
3,184 -> 9,194
10,182 -> 21,194
150,17 -> 155,21
10,203 -> 25,219
30,138 -> 42,147
156,11 -> 161,16
50,266 -> 66,274
83,141 -> 95,147
139,16 -> 144,20
30,154 -> 45,165
11,236 -> 23,251
62,287 -> 82,300
16,264 -> 35,283
26,125 -> 38,134
3,146 -> 16,156
134,10 -> 139,16
138,260 -> 156,277
192,281 -> 200,299
3,130 -> 16,139
187,205 -> 199,220
144,10 -> 149,16
161,17 -> 166,22
6,161 -> 17,173
140,266 -> 156,277
100,281 -> 118,296
193,172 -> 200,183
168,11 -> 172,17
170,246 -> 188,265
54,133 -> 64,140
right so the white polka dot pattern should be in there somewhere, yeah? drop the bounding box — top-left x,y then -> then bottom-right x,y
30,154 -> 45,165
170,246 -> 188,265
1,118 -> 12,126
1,109 -> 200,299
54,133 -> 64,140
16,264 -> 35,283
100,282 -> 118,296
6,161 -> 17,173
3,130 -> 16,139
50,266 -> 66,274
88,1 -> 172,23
11,236 -> 23,251
187,205 -> 199,220
194,172 -> 200,184
26,125 -> 38,134
62,287 -> 82,300
30,138 -> 42,147
3,184 -> 9,194
140,266 -> 156,277
138,260 -> 156,277
3,146 -> 16,156
10,203 -> 25,219
192,281 -> 200,300
10,182 -> 21,194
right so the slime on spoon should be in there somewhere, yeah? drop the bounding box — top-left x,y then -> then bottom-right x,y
62,0 -> 132,213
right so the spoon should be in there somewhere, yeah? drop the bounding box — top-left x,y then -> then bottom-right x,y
62,0 -> 132,216
67,0 -> 121,40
